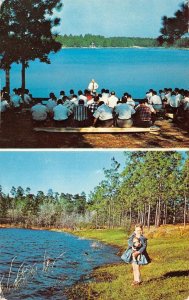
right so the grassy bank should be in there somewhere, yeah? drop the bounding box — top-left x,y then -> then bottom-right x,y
66,225 -> 189,300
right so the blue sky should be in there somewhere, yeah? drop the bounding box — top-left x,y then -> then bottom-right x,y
56,0 -> 183,37
0,151 -> 126,197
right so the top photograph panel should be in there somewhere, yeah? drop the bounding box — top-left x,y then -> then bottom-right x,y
0,0 -> 189,148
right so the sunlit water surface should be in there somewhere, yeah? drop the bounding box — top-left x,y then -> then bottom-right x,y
0,48 -> 188,98
0,228 -> 121,299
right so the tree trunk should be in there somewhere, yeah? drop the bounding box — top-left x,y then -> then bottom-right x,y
184,193 -> 187,227
173,201 -> 176,225
21,60 -> 26,99
5,67 -> 10,96
163,203 -> 167,225
147,203 -> 151,229
155,201 -> 158,227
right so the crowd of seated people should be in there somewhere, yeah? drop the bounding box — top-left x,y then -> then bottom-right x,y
0,87 -> 33,112
1,85 -> 188,129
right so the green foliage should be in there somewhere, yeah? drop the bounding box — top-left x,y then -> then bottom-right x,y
157,2 -> 189,46
0,152 -> 188,229
56,34 -> 158,48
0,0 -> 63,91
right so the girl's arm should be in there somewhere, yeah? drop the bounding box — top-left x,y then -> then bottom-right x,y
128,233 -> 135,247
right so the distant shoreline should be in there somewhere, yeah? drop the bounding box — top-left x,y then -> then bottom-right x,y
61,46 -> 189,50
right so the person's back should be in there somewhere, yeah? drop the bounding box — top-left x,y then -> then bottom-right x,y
135,100 -> 152,127
0,99 -> 9,113
115,99 -> 135,128
107,92 -> 118,108
31,102 -> 48,121
53,101 -> 69,121
115,102 -> 135,119
11,90 -> 22,108
73,100 -> 89,121
46,98 -> 57,112
169,93 -> 181,108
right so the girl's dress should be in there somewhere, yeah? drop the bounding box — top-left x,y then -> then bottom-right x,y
121,232 -> 151,265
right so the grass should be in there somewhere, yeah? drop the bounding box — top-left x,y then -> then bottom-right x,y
66,225 -> 189,300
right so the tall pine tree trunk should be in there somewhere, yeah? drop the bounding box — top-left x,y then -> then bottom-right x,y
5,67 -> 10,96
21,60 -> 26,99
173,201 -> 176,225
184,193 -> 187,227
147,203 -> 151,229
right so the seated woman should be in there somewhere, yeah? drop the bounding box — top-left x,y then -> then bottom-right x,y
93,101 -> 114,127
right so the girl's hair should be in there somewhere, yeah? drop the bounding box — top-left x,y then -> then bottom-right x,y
135,223 -> 143,230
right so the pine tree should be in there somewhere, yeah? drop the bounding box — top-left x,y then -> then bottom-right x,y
0,0 -> 62,95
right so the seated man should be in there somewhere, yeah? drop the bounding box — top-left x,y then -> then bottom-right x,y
10,89 -> 23,110
134,99 -> 153,127
0,92 -> 10,114
46,92 -> 57,117
107,91 -> 119,109
114,97 -> 135,128
150,90 -> 162,112
73,99 -> 90,127
53,99 -> 71,126
23,89 -> 32,106
31,99 -> 48,124
93,101 -> 114,127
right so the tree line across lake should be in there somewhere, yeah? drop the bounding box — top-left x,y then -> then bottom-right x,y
0,152 -> 188,229
56,34 -> 189,48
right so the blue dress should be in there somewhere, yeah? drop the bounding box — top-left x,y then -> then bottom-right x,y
121,233 -> 151,265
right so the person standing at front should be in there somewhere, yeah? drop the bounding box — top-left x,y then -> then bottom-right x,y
121,224 -> 151,286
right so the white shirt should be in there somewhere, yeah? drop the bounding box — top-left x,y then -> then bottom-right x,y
70,97 -> 78,106
0,100 -> 9,112
93,104 -> 113,121
23,94 -> 32,105
53,104 -> 69,120
11,94 -> 22,107
146,92 -> 153,103
100,93 -> 109,104
127,97 -> 135,108
150,95 -> 162,105
46,99 -> 57,112
168,96 -> 180,108
115,103 -> 135,119
31,103 -> 48,120
107,95 -> 118,108
88,81 -> 99,92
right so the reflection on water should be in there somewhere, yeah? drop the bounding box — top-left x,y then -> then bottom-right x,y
0,228 -> 120,300
0,48 -> 188,98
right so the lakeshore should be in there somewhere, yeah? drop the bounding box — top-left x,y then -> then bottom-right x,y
1,224 -> 189,300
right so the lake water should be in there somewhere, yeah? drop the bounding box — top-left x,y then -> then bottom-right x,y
0,228 -> 120,300
0,48 -> 188,98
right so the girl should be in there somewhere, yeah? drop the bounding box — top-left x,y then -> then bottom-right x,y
121,224 -> 151,286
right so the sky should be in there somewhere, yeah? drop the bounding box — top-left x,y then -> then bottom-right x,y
0,151 -> 127,197
56,0 -> 183,38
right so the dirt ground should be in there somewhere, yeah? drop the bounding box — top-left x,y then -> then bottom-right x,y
0,110 -> 189,149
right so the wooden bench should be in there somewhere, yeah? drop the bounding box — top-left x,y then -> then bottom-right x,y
34,126 -> 160,134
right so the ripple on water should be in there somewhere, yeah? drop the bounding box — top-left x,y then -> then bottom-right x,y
0,228 -> 121,300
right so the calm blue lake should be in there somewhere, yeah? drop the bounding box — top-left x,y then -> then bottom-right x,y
0,228 -> 120,300
0,48 -> 189,98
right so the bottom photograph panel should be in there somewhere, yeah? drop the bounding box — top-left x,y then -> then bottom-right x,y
0,150 -> 188,300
